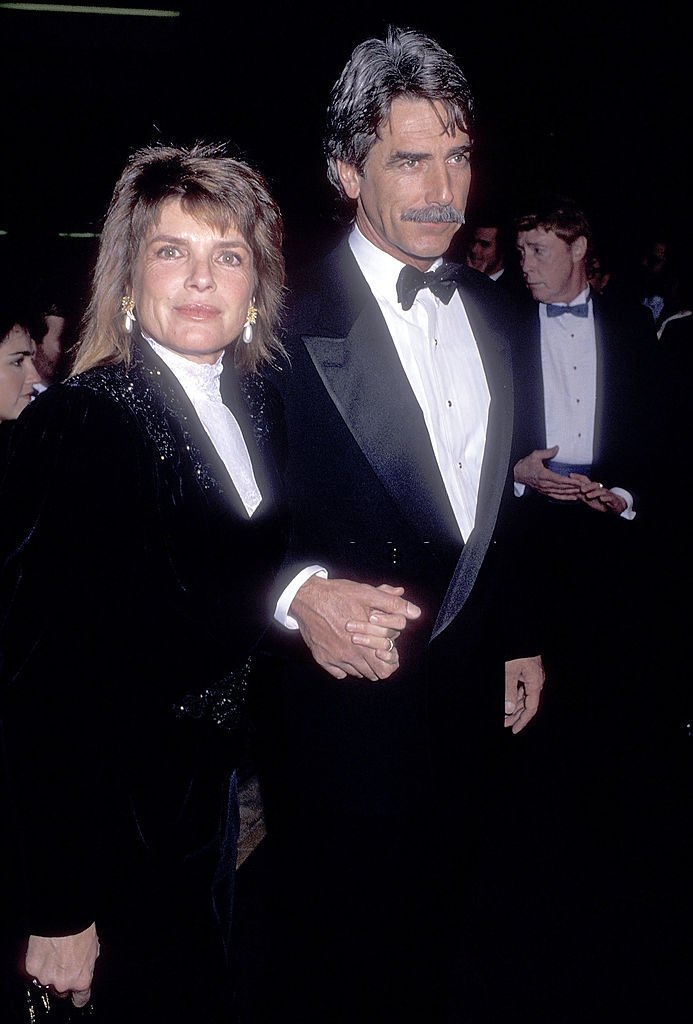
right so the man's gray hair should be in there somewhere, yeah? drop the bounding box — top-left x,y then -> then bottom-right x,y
324,25 -> 475,200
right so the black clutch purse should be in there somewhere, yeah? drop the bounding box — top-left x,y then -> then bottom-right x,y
7,980 -> 96,1023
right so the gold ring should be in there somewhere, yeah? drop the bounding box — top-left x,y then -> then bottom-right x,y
597,482 -> 604,488
386,638 -> 395,653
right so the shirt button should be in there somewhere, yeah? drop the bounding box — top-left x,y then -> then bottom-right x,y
447,400 -> 453,408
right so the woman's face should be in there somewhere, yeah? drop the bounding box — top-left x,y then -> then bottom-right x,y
130,198 -> 255,364
0,325 -> 40,421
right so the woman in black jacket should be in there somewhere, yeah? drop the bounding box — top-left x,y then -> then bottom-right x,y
0,143 -> 287,1023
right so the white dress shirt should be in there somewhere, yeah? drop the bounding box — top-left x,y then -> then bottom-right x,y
275,225 -> 491,628
146,336 -> 262,517
540,287 -> 597,466
350,226 -> 490,541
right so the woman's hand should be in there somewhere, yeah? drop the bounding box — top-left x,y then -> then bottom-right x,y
26,922 -> 99,1008
345,584 -> 422,664
291,578 -> 421,680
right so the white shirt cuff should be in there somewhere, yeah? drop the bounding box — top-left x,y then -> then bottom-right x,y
274,565 -> 328,629
611,487 -> 636,520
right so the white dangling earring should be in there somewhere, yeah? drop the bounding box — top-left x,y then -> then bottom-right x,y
242,303 -> 257,344
121,295 -> 136,334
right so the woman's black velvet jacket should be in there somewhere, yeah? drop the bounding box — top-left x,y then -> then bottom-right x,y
0,335 -> 286,940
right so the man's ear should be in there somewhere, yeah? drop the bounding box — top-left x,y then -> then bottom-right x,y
336,160 -> 361,200
572,235 -> 588,263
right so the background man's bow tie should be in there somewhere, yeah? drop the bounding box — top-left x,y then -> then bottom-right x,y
546,301 -> 590,318
396,261 -> 464,311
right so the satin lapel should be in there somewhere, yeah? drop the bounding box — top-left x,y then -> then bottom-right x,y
302,300 -> 461,547
431,288 -> 514,639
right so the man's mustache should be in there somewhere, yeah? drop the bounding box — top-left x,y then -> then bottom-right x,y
401,206 -> 465,224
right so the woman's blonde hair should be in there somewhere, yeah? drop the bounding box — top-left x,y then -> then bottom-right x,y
72,142 -> 285,376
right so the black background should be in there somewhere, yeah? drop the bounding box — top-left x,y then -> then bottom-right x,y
2,2 -> 690,303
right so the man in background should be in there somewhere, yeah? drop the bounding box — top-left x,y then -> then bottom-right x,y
510,192 -> 680,1018
458,205 -> 528,301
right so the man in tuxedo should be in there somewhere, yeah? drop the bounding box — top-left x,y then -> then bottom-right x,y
458,206 -> 528,302
512,192 -> 659,729
509,193 -> 674,1015
253,26 -> 545,1023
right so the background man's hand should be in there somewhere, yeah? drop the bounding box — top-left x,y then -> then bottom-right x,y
570,473 -> 628,514
514,445 -> 581,501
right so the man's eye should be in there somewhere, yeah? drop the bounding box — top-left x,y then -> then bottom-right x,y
157,246 -> 178,258
218,252 -> 240,265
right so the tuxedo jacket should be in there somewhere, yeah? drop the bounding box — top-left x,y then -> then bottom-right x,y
257,237 -> 538,819
0,335 -> 285,943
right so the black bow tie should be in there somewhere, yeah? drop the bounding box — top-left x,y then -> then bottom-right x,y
546,301 -> 590,318
396,261 -> 463,311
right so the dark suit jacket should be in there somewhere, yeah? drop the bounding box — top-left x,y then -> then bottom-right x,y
0,337 -> 285,959
256,237 -> 537,821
